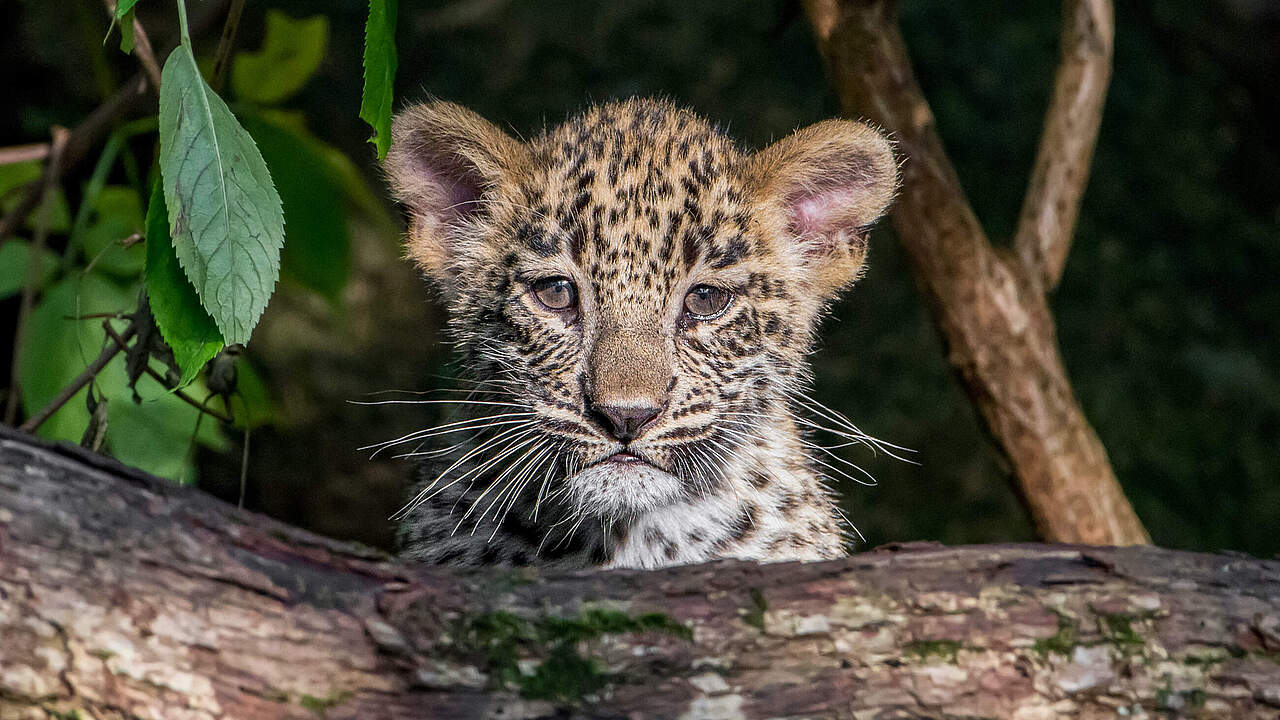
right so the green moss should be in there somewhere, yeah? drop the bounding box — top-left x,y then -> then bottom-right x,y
1182,652 -> 1227,667
298,690 -> 353,714
1033,612 -> 1080,657
43,710 -> 84,720
88,648 -> 116,660
1098,613 -> 1146,653
520,644 -> 610,701
743,588 -> 767,631
460,608 -> 692,702
904,639 -> 962,663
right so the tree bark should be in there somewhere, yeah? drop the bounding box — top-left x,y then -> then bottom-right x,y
1,428 -> 1277,719
803,0 -> 1150,546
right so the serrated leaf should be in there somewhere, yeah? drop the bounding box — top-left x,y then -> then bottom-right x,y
158,42 -> 285,345
0,240 -> 59,300
231,10 -> 329,105
143,181 -> 224,385
242,112 -> 350,299
359,0 -> 398,160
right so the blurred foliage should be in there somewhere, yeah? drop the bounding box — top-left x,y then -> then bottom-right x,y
2,0 -> 1276,556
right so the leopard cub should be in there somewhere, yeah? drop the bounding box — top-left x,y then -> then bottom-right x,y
385,98 -> 896,569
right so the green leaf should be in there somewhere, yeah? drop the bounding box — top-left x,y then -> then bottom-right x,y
107,383 -> 226,484
0,160 -> 71,233
231,10 -> 329,105
19,276 -> 224,482
119,7 -> 136,54
242,112 -> 351,299
105,1 -> 139,54
144,181 -> 224,385
158,42 -> 286,345
19,277 -> 131,444
359,0 -> 398,161
79,186 -> 145,277
0,240 -> 59,300
114,0 -> 141,20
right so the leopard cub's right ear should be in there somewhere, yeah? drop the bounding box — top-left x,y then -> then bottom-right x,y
385,102 -> 530,282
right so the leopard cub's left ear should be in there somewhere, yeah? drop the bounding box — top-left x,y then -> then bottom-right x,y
747,120 -> 897,297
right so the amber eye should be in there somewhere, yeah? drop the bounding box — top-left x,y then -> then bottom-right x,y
531,276 -> 577,311
683,284 -> 731,320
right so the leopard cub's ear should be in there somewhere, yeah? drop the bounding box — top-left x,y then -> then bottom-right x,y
747,119 -> 897,298
385,101 -> 530,284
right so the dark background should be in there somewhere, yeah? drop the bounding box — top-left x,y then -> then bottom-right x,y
5,0 -> 1278,556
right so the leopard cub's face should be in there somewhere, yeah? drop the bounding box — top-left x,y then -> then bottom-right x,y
387,99 -> 895,520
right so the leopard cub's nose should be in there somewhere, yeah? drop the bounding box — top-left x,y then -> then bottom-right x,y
591,403 -> 662,443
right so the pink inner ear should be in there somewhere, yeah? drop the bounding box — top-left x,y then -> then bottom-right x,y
411,147 -> 485,220
791,187 -> 856,240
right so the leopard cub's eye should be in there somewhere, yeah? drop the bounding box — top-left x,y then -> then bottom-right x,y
683,284 -> 731,320
531,276 -> 577,311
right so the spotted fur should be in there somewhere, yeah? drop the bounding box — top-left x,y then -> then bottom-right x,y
384,98 -> 896,569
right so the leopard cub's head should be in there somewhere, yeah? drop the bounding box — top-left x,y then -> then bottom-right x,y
387,98 -> 895,520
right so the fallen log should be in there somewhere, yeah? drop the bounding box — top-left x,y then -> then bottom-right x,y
1,425 -> 1277,719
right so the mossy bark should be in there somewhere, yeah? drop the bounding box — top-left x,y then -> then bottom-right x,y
2,427 -> 1278,719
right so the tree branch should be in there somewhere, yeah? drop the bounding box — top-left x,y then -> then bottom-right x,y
1014,0 -> 1114,291
0,143 -> 51,166
0,426 -> 1276,718
803,0 -> 1149,545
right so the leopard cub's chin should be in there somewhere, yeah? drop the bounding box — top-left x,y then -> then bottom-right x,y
562,458 -> 685,518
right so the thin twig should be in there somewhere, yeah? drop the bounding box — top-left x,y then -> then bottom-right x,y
0,143 -> 51,166
1013,0 -> 1114,291
17,324 -> 137,433
101,323 -> 235,425
210,0 -> 247,93
5,128 -> 70,427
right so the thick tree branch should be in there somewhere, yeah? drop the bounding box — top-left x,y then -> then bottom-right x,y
1014,0 -> 1114,291
0,427 -> 1277,718
803,0 -> 1149,545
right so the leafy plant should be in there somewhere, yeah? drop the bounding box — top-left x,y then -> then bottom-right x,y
4,0 -> 398,485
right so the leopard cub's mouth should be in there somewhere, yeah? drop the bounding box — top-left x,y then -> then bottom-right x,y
592,448 -> 665,472
605,451 -> 645,465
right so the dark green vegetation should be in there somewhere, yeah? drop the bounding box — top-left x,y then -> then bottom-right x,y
460,609 -> 691,700
2,1 -> 1276,556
